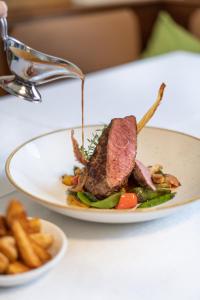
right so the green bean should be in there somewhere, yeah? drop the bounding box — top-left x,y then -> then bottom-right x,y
138,193 -> 176,208
132,187 -> 171,202
83,192 -> 98,202
77,192 -> 122,209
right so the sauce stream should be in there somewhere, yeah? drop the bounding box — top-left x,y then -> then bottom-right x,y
10,47 -> 86,147
81,78 -> 85,148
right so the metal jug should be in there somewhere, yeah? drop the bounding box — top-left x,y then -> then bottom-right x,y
0,17 -> 84,102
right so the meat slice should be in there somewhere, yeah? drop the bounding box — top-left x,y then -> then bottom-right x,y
133,160 -> 156,191
84,116 -> 137,197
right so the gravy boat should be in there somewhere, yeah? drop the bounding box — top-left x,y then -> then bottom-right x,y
0,17 -> 84,102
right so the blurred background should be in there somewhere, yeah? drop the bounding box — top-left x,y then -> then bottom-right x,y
1,0 -> 200,95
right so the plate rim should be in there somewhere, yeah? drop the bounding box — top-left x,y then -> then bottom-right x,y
5,125 -> 200,214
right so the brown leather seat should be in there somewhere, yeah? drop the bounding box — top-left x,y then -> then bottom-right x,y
11,9 -> 141,73
189,9 -> 200,40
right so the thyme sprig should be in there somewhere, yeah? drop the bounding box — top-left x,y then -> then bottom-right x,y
80,126 -> 107,160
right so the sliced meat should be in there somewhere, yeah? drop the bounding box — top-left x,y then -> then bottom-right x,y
84,116 -> 137,197
71,130 -> 88,166
133,160 -> 156,191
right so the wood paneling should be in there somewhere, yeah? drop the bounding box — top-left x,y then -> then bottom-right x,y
6,0 -> 72,24
1,0 -> 200,96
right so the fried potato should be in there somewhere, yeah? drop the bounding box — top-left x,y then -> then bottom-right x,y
0,236 -> 18,262
19,218 -> 41,234
0,200 -> 54,275
0,252 -> 9,274
16,218 -> 41,234
30,239 -> 51,263
6,199 -> 27,227
6,261 -> 30,275
0,216 -> 8,237
6,200 -> 41,234
30,233 -> 53,249
12,220 -> 41,268
28,218 -> 41,233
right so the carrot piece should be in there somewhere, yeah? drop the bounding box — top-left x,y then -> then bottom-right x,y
116,193 -> 138,209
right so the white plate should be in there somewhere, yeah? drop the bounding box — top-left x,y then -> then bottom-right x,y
0,219 -> 68,286
5,126 -> 200,223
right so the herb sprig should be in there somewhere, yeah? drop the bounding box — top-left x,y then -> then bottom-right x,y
80,126 -> 107,160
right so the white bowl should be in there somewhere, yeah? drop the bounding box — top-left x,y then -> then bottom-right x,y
5,126 -> 200,223
0,219 -> 68,287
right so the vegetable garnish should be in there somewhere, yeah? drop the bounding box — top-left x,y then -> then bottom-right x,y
63,164 -> 180,210
62,175 -> 76,186
137,83 -> 166,133
77,192 -> 122,209
116,193 -> 138,209
138,193 -> 176,208
132,187 -> 171,203
79,126 -> 107,161
66,189 -> 175,209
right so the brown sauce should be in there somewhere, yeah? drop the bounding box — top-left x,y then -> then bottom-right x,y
10,47 -> 50,64
81,78 -> 85,148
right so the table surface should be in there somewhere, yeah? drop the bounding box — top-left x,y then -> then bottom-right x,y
0,51 -> 200,300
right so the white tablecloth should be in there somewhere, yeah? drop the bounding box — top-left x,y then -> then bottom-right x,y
0,52 -> 200,300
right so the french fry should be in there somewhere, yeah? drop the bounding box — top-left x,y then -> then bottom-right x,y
0,252 -> 9,274
28,218 -> 41,233
6,199 -> 34,233
30,233 -> 53,249
16,218 -> 41,234
6,261 -> 30,275
0,216 -> 8,237
0,236 -> 18,262
6,200 -> 41,234
6,199 -> 27,227
0,200 -> 54,275
19,218 -> 41,234
30,239 -> 51,263
12,220 -> 41,268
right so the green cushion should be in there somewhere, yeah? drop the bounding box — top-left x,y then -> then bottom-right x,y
142,11 -> 200,58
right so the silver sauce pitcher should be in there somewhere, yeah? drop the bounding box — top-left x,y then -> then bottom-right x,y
0,17 -> 84,102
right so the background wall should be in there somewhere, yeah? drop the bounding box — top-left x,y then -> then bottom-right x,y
6,0 -> 71,9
